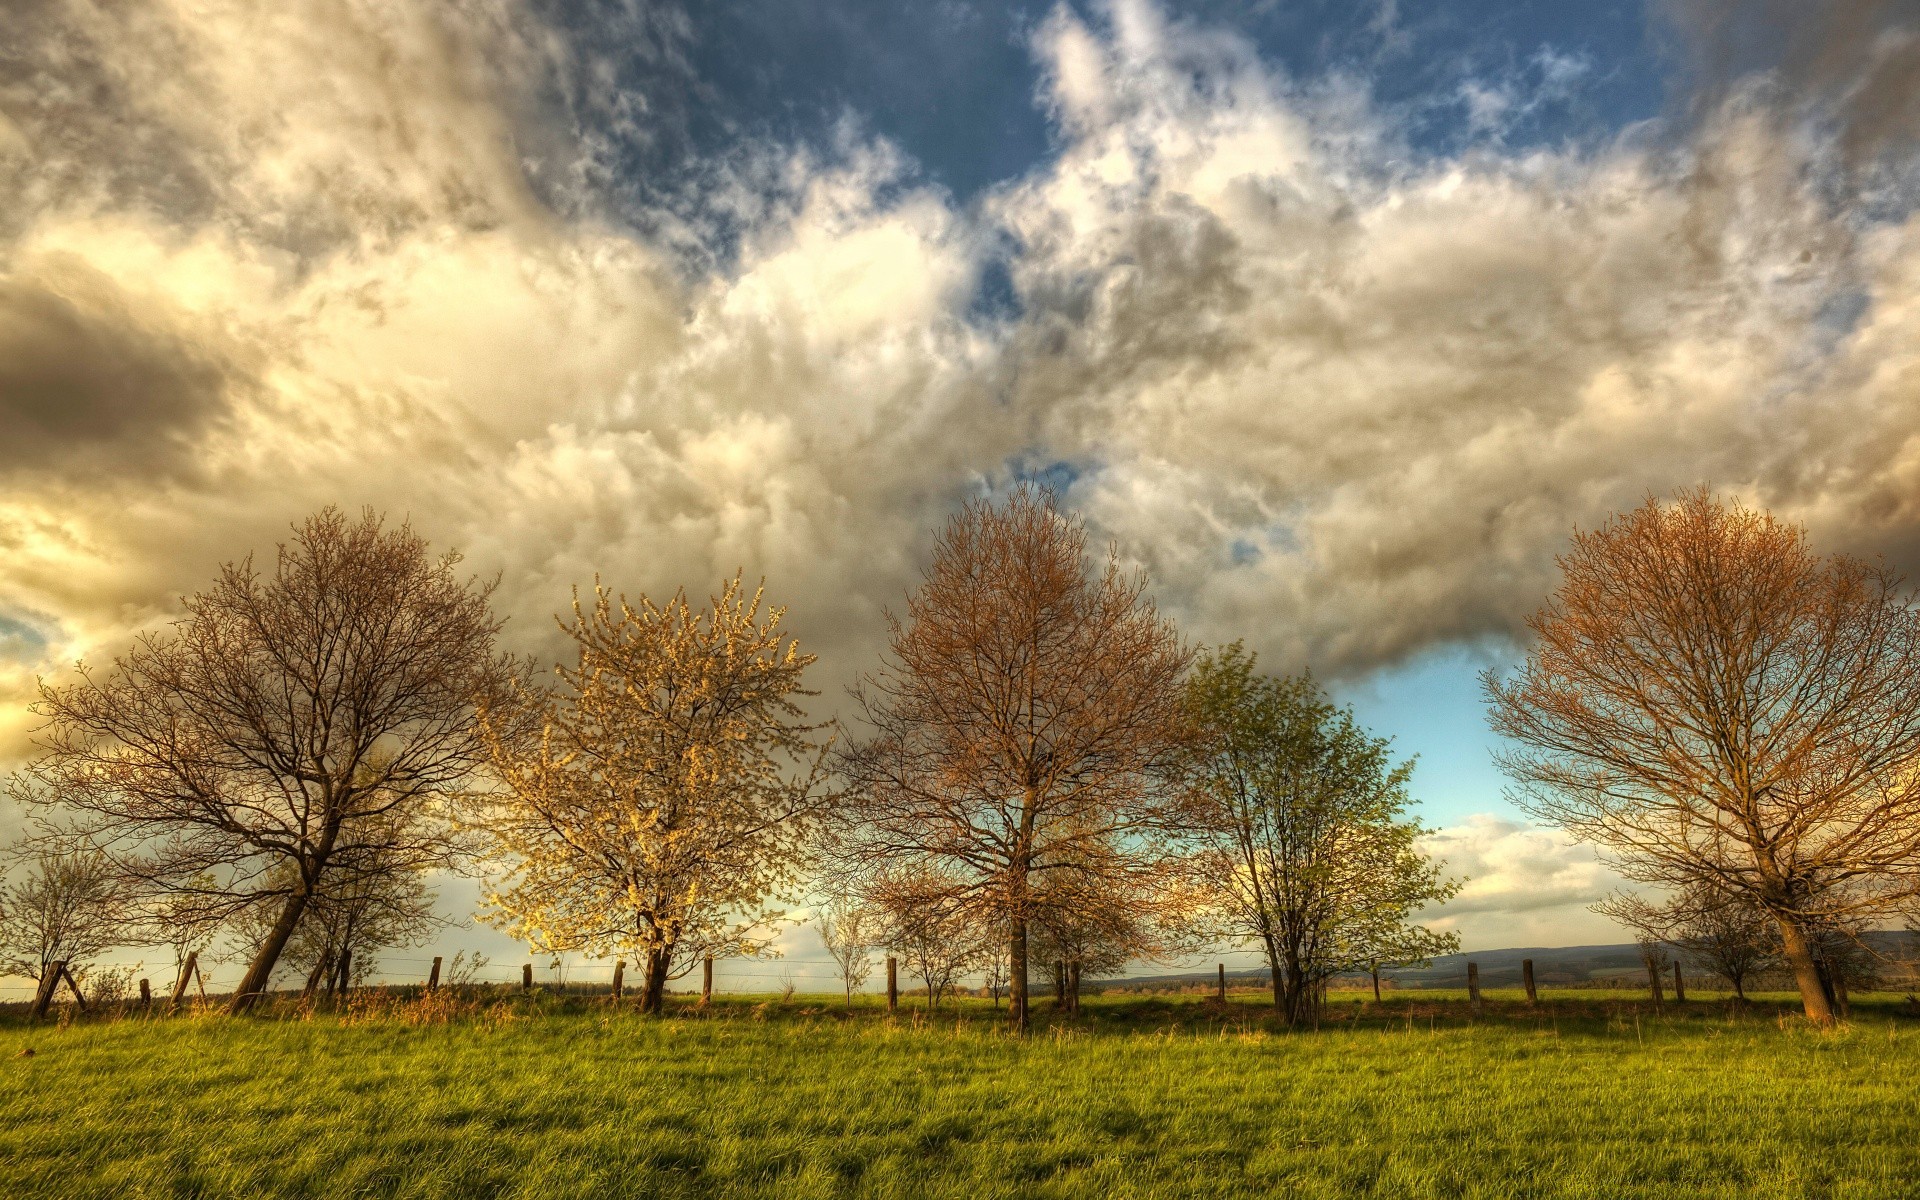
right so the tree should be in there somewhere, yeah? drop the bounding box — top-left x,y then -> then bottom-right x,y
228,842 -> 438,999
1182,645 -> 1459,1026
1484,488 -> 1920,1024
477,576 -> 831,1014
866,867 -> 987,1011
1030,870 -> 1189,1014
14,508 -> 518,1013
815,893 -> 877,1007
1595,882 -> 1778,1000
0,848 -> 126,988
835,487 -> 1191,1032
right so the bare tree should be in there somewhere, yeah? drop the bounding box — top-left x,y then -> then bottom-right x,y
815,893 -> 877,1007
1484,489 -> 1920,1024
834,487 -> 1191,1032
1182,645 -> 1458,1025
867,867 -> 988,1011
1596,883 -> 1778,1001
13,508 -> 520,1013
0,848 -> 126,989
1031,870 -> 1189,1014
228,842 -> 438,999
477,577 -> 832,1014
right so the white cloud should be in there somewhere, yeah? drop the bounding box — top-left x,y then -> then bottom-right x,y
1421,816 -> 1628,948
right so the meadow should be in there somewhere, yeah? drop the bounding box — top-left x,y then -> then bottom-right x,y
4,990 -> 1919,1200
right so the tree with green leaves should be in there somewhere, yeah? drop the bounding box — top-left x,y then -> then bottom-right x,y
1181,644 -> 1459,1025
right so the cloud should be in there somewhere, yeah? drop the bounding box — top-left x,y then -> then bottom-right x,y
2,0 -> 1920,950
1420,816 -> 1630,948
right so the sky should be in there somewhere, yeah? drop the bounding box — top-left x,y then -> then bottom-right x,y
5,0 -> 1920,989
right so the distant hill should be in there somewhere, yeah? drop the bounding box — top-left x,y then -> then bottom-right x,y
1101,931 -> 1920,991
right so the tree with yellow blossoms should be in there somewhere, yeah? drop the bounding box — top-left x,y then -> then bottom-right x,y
477,576 -> 832,1012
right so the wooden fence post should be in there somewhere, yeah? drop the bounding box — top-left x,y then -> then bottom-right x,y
60,964 -> 89,1013
28,962 -> 63,1020
1371,965 -> 1381,1003
522,963 -> 533,991
1217,963 -> 1226,1003
426,956 -> 442,992
1672,960 -> 1686,1003
1466,962 -> 1482,1014
168,951 -> 198,1013
1522,958 -> 1537,1006
612,960 -> 625,1000
702,955 -> 713,1005
139,978 -> 152,1013
886,956 -> 898,1013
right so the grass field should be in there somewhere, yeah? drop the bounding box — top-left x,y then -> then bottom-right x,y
5,990 -> 1919,1199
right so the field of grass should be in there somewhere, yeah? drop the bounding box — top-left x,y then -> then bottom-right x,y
5,989 -> 1919,1199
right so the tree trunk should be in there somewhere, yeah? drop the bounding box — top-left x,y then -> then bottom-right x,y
1067,961 -> 1081,1015
1264,938 -> 1284,1012
1776,917 -> 1837,1025
302,953 -> 329,999
641,949 -> 670,1015
228,887 -> 314,1015
1008,915 -> 1029,1034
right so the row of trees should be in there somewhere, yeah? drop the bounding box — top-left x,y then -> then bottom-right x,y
2,494 -> 1457,1029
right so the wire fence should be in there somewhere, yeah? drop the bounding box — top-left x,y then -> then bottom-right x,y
0,956 -> 882,1000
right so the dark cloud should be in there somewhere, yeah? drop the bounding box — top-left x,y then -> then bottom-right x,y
0,273 -> 231,475
1661,0 -> 1920,171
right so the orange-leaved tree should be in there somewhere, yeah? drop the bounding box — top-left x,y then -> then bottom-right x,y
1485,488 -> 1920,1024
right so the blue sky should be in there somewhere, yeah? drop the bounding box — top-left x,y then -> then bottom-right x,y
661,0 -> 1669,200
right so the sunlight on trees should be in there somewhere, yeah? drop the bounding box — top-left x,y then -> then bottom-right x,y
476,576 -> 833,1014
832,486 -> 1192,1033
1485,488 -> 1920,1025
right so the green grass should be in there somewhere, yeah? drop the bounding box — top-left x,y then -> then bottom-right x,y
5,990 -> 1919,1199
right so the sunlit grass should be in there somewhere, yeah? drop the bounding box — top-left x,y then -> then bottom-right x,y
4,990 -> 1918,1198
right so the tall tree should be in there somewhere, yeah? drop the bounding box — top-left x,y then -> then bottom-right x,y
14,508 -> 518,1013
1182,645 -> 1458,1026
834,487 -> 1192,1032
477,577 -> 831,1014
1484,488 -> 1920,1024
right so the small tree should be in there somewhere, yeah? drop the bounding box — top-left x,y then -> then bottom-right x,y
478,577 -> 832,1014
1182,645 -> 1459,1026
1596,883 -> 1779,1001
0,848 -> 125,988
1485,489 -> 1920,1024
871,872 -> 986,1012
835,487 -> 1192,1032
228,846 -> 438,998
815,894 -> 877,1007
15,508 -> 518,1013
146,873 -> 225,983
